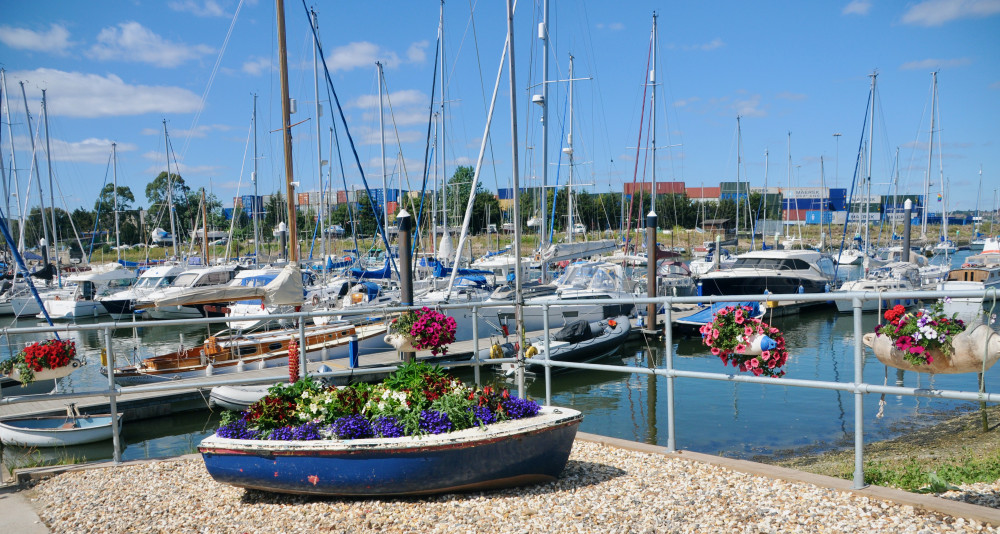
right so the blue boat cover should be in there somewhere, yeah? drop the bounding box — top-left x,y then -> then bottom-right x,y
350,259 -> 392,280
431,259 -> 492,278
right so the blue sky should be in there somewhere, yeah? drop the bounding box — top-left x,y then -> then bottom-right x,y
2,0 -> 998,218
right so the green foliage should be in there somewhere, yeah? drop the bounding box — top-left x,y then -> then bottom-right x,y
381,361 -> 449,392
859,451 -> 1000,492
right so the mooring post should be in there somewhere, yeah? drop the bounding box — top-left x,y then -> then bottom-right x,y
397,209 -> 415,363
664,303 -> 675,452
902,199 -> 912,262
645,210 -> 657,332
104,327 -> 121,464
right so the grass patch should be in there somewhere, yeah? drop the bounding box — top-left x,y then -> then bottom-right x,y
851,450 -> 1000,492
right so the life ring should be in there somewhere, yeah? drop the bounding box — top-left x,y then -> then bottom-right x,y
311,294 -> 320,306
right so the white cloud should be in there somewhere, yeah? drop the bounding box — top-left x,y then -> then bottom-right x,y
673,97 -> 701,107
140,124 -> 230,138
362,110 -> 431,127
842,0 -> 872,15
900,57 -> 972,70
324,41 -> 399,72
14,136 -> 137,164
357,127 -> 423,146
901,0 -> 1000,26
168,0 -> 229,17
699,38 -> 724,51
143,161 -> 223,176
733,94 -> 766,117
670,38 -> 725,52
242,56 -> 271,75
87,21 -> 214,67
406,41 -> 429,63
351,89 -> 427,109
0,24 -> 73,54
11,68 -> 202,118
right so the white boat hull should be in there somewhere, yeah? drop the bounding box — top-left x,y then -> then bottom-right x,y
0,414 -> 121,447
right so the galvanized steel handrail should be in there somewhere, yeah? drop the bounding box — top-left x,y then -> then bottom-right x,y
0,287 -> 996,488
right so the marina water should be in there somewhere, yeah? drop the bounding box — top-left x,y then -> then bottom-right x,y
3,251 -> 995,466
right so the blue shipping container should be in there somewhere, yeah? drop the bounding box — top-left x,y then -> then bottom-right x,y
805,210 -> 834,224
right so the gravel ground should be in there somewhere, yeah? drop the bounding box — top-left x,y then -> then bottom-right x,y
27,440 -> 999,534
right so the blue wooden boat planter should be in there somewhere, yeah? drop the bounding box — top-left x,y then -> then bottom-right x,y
199,406 -> 582,496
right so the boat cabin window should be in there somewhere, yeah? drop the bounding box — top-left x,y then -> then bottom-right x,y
816,257 -> 836,277
107,278 -> 135,289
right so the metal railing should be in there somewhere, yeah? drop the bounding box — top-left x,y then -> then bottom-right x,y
1,287 -> 997,490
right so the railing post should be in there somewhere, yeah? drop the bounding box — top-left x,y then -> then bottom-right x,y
471,306 -> 480,386
104,327 -> 121,464
543,303 -> 551,406
298,318 -> 307,379
664,300 -> 675,453
852,297 -> 866,489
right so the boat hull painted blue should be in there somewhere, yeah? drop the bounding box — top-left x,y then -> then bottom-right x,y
199,407 -> 581,496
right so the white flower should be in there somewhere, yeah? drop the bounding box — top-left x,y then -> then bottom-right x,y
310,402 -> 319,414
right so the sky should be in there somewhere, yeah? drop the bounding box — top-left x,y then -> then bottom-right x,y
2,0 -> 999,224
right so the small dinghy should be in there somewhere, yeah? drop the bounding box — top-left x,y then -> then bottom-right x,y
0,405 -> 122,447
209,385 -> 272,412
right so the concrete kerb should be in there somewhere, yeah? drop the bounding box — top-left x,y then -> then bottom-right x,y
5,437 -> 999,529
576,432 -> 1000,528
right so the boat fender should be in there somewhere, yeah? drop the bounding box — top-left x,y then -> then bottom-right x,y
608,319 -> 617,328
489,343 -> 504,359
525,345 -> 539,358
311,294 -> 320,306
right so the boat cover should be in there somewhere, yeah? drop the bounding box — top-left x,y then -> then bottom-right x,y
552,320 -> 594,344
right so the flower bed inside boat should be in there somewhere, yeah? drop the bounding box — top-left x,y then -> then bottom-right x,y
212,361 -> 543,442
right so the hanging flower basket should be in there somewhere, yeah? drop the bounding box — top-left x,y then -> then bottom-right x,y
0,339 -> 82,385
385,307 -> 457,355
864,324 -> 1000,375
866,303 -> 999,374
700,305 -> 788,378
383,332 -> 415,352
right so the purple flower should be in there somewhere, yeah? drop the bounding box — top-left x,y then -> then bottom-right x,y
419,410 -> 453,434
333,414 -> 374,439
468,405 -> 496,426
216,419 -> 259,440
501,396 -> 541,420
372,415 -> 406,438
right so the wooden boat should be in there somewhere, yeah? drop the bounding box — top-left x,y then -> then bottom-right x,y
109,321 -> 388,385
486,316 -> 631,375
199,405 -> 581,496
0,407 -> 122,447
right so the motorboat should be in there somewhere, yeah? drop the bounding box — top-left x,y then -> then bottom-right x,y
135,264 -> 239,320
656,261 -> 695,297
37,263 -> 137,320
99,264 -> 186,319
938,264 -> 1000,323
490,316 -> 631,375
489,261 -> 636,333
696,250 -> 836,307
689,247 -> 736,276
833,262 -> 923,313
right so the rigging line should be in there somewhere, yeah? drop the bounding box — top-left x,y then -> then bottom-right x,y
464,0 -> 503,195
546,92 -> 569,245
224,113 -> 255,262
380,72 -> 418,222
300,0 -> 397,278
833,88 -> 872,284
87,151 -> 114,262
624,31 -> 653,251
179,0 -> 245,160
412,34 -> 441,263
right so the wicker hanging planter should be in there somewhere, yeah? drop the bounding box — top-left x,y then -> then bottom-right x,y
383,333 -> 415,352
863,324 -> 1000,374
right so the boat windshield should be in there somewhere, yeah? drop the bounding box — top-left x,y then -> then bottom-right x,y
171,273 -> 200,287
555,263 -> 625,292
733,258 -> 813,271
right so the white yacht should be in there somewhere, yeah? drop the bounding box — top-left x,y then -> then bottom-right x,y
99,264 -> 185,319
689,248 -> 736,276
135,264 -> 239,320
833,262 -> 923,313
37,263 -> 137,320
938,251 -> 1000,322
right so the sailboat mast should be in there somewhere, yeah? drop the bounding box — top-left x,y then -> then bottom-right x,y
505,0 -> 526,395
41,90 -> 62,272
252,94 -> 260,265
785,131 -> 791,238
163,119 -> 180,259
736,116 -> 741,239
312,9 -> 326,271
20,82 -> 52,268
819,156 -> 825,250
113,142 -> 121,261
566,54 -> 575,243
0,70 -> 11,228
3,72 -> 26,238
864,72 -> 875,255
276,0 -> 297,263
922,71 -> 936,240
439,0 -> 447,235
762,149 -> 768,246
377,61 -> 388,241
539,0 -> 549,280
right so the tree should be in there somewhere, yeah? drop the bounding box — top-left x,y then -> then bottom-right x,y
94,184 -> 136,243
145,171 -> 191,238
